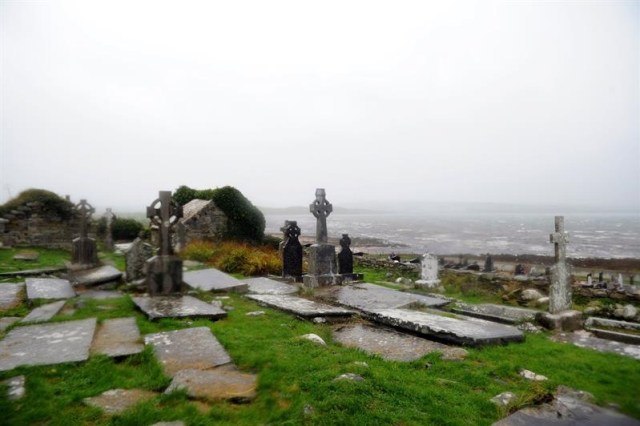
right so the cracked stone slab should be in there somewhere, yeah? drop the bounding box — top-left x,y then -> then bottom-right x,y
246,294 -> 354,318
25,278 -> 75,300
0,317 -> 20,331
165,368 -> 257,402
132,296 -> 227,320
334,324 -> 468,361
0,283 -> 24,311
334,283 -> 450,313
71,265 -> 123,286
84,388 -> 157,415
91,317 -> 144,358
244,277 -> 298,295
551,330 -> 640,360
21,300 -> 66,323
144,327 -> 232,377
451,303 -> 539,324
183,268 -> 248,293
367,309 -> 524,347
0,318 -> 97,371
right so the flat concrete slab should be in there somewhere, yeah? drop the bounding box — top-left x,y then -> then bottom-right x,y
91,317 -> 144,358
333,283 -> 450,313
367,309 -> 524,347
451,303 -> 539,324
144,327 -> 232,377
334,324 -> 468,361
25,278 -> 75,300
0,317 -> 20,331
72,265 -> 123,286
84,388 -> 157,415
165,368 -> 257,402
77,290 -> 124,300
0,283 -> 23,311
21,300 -> 66,323
246,294 -> 354,319
132,296 -> 227,320
183,268 -> 248,293
551,330 -> 640,360
0,318 -> 97,371
245,277 -> 298,295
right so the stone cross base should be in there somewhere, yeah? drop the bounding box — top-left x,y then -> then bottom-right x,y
415,279 -> 441,289
303,274 -> 343,288
145,255 -> 184,296
537,310 -> 583,331
307,244 -> 338,276
71,237 -> 98,269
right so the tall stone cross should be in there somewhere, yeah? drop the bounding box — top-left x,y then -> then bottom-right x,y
147,191 -> 183,256
309,188 -> 332,243
550,216 -> 568,263
75,199 -> 95,238
549,215 -> 571,313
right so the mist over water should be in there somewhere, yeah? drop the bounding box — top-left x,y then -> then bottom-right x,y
265,211 -> 639,258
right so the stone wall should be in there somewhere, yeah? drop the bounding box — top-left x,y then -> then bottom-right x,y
177,199 -> 228,245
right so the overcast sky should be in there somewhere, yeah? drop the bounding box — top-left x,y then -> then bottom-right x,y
1,0 -> 638,212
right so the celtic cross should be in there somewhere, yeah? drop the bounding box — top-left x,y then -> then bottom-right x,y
549,216 -> 568,263
309,188 -> 332,243
147,191 -> 183,256
75,199 -> 95,239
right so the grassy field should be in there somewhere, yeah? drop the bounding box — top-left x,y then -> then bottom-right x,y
0,248 -> 639,425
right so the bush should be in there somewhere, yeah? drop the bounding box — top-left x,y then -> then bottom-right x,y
180,241 -> 281,276
111,218 -> 144,241
0,189 -> 74,219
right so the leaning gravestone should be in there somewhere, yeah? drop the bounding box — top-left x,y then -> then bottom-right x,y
415,253 -> 440,288
338,234 -> 353,275
281,220 -> 303,280
125,237 -> 153,281
145,191 -> 183,295
303,189 -> 342,287
71,199 -> 99,269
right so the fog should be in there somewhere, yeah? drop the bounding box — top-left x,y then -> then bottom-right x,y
1,0 -> 638,212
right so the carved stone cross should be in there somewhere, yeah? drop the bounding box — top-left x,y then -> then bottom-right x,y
75,199 -> 95,238
550,216 -> 568,263
309,188 -> 332,243
147,191 -> 183,256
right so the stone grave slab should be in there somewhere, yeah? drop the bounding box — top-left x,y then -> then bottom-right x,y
132,296 -> 227,320
366,309 -> 524,347
245,277 -> 298,295
0,283 -> 23,311
144,327 -> 232,377
25,278 -> 75,300
584,317 -> 640,345
450,303 -> 539,324
246,294 -> 354,319
0,318 -> 97,371
13,252 -> 39,261
551,330 -> 640,360
165,368 -> 257,402
334,324 -> 468,361
72,265 -> 123,286
21,300 -> 66,323
183,268 -> 248,293
77,290 -> 124,300
334,283 -> 449,313
0,317 -> 20,331
84,388 -> 158,415
0,267 -> 66,277
91,317 -> 144,358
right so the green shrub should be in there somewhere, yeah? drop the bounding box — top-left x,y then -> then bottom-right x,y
0,189 -> 74,219
111,218 -> 144,241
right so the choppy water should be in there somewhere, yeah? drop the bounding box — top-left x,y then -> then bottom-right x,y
265,212 -> 639,258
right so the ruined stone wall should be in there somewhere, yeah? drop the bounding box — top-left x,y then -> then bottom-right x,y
178,199 -> 229,245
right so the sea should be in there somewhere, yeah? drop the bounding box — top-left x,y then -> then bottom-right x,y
265,210 -> 639,259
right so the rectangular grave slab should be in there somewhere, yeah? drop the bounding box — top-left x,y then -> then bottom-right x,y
165,368 -> 257,402
0,318 -> 97,371
21,300 -> 66,323
0,283 -> 24,311
246,294 -> 354,318
0,317 -> 20,331
334,324 -> 468,361
183,268 -> 248,293
144,327 -> 232,377
450,303 -> 539,324
245,277 -> 298,295
0,267 -> 66,278
367,308 -> 524,347
585,317 -> 640,344
551,330 -> 640,360
334,283 -> 449,313
77,290 -> 124,300
91,317 -> 144,358
25,278 -> 75,300
72,265 -> 123,286
132,296 -> 227,320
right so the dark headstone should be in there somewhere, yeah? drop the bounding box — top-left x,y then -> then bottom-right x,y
338,234 -> 353,275
71,199 -> 99,268
483,255 -> 494,272
514,264 -> 526,275
281,221 -> 303,279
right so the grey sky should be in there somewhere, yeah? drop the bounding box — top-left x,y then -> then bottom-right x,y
1,0 -> 638,212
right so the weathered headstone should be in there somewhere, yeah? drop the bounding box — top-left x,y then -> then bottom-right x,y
145,191 -> 183,295
281,220 -> 303,280
103,208 -> 116,251
174,221 -> 186,253
415,253 -> 440,288
125,237 -> 154,281
514,264 -> 526,276
483,255 -> 494,272
303,189 -> 342,287
71,199 -> 99,268
338,234 -> 354,276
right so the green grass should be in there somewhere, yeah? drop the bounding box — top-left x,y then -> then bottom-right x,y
0,247 -> 70,275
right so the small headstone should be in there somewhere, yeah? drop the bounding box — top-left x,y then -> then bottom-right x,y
338,234 -> 354,275
125,237 -> 154,281
25,278 -> 75,300
415,253 -> 440,288
618,273 -> 625,290
21,300 -> 66,323
281,220 -> 303,280
165,368 -> 257,402
71,199 -> 99,268
84,388 -> 157,415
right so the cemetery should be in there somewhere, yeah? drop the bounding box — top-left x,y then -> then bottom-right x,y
0,188 -> 639,425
